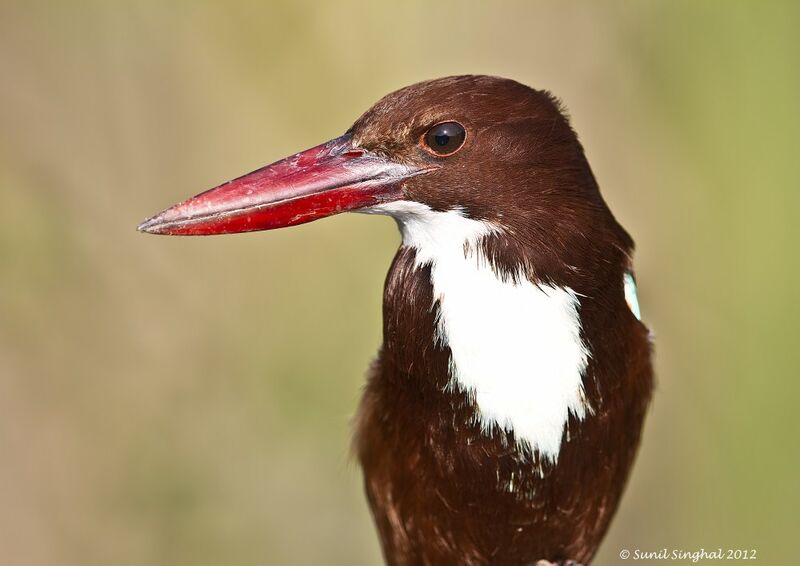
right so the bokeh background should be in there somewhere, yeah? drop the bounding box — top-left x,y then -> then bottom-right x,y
1,1 -> 797,564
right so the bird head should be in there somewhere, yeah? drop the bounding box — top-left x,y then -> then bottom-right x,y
139,75 -> 631,287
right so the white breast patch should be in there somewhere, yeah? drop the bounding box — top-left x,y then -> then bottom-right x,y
362,202 -> 591,463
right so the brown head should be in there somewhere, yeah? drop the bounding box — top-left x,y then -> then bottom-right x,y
139,75 -> 631,291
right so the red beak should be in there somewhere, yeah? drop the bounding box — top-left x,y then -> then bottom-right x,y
137,134 -> 431,235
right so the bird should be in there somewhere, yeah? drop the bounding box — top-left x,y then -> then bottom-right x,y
138,75 -> 654,566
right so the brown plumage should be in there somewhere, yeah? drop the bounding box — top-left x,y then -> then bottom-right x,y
351,77 -> 653,565
139,75 -> 654,566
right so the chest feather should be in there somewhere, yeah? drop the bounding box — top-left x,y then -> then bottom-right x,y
373,202 -> 591,463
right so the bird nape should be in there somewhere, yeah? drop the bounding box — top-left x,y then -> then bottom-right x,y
139,75 -> 653,566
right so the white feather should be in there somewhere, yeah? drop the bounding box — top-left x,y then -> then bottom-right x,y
362,201 -> 591,463
624,271 -> 642,320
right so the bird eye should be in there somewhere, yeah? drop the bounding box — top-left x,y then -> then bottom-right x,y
423,122 -> 466,156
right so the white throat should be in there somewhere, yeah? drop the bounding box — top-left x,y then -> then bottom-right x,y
364,201 -> 591,463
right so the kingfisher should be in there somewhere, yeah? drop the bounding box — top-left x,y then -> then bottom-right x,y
139,75 -> 653,566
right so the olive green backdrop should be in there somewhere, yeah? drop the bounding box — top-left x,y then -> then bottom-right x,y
1,1 -> 797,564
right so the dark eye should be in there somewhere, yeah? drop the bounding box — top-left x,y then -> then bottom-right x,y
423,121 -> 466,156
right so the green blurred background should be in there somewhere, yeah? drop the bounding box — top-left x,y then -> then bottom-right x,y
1,1 -> 797,564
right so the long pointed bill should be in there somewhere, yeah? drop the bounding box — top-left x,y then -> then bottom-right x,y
137,134 -> 431,235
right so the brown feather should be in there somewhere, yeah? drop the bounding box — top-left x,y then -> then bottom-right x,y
352,76 -> 654,565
